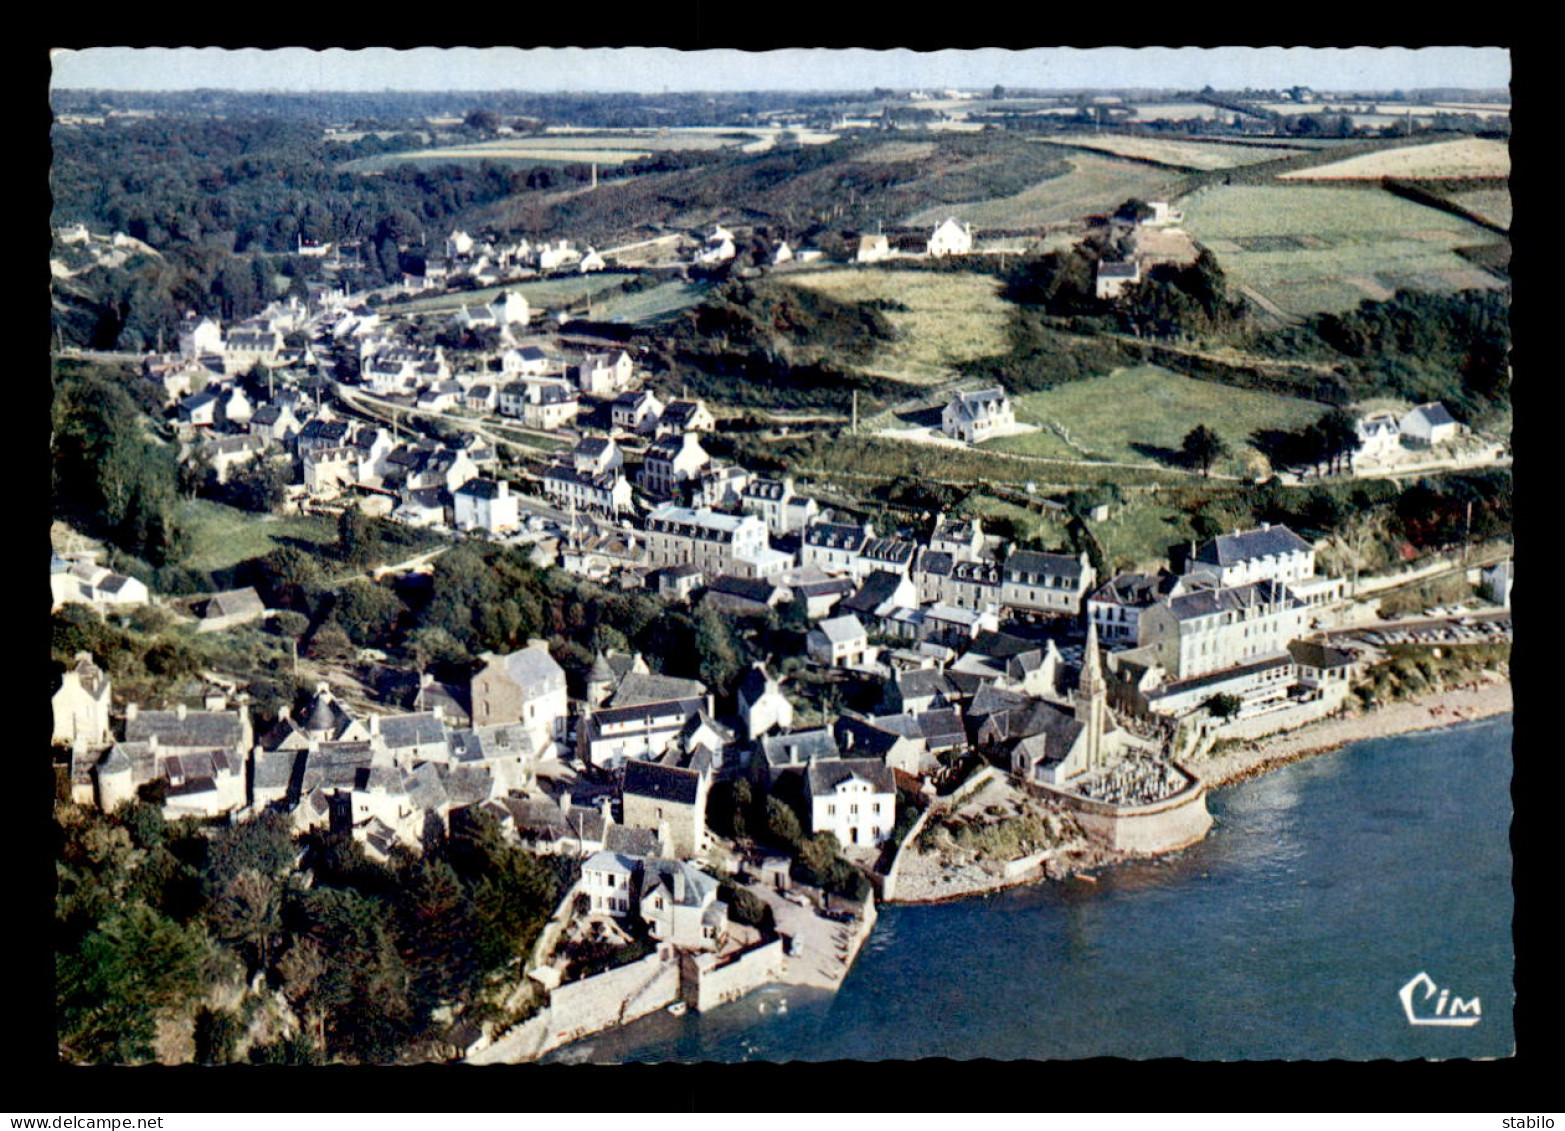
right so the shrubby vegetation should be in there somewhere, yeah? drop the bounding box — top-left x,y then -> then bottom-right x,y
55,801 -> 573,1064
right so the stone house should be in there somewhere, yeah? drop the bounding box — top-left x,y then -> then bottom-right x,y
469,641 -> 568,750
621,759 -> 711,860
638,432 -> 711,499
926,217 -> 973,257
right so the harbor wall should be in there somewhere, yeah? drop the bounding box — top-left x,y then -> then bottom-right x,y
471,945 -> 680,1064
1030,776 -> 1214,855
686,938 -> 787,1012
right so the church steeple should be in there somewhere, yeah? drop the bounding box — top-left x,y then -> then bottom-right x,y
1076,620 -> 1107,770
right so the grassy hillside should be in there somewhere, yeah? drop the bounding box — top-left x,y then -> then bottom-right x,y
460,132 -> 1074,247
985,365 -> 1329,474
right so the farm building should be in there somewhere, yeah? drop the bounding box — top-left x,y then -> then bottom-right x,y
1399,402 -> 1459,446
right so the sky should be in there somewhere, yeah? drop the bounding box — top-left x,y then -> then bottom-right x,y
50,46 -> 1511,94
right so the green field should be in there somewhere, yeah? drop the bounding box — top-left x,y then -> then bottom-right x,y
984,365 -> 1328,470
381,275 -> 630,316
903,150 -> 1187,228
593,279 -> 713,325
1180,183 -> 1508,317
1042,134 -> 1308,170
180,500 -> 338,573
782,269 -> 1014,384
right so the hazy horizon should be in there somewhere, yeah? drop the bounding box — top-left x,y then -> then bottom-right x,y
51,46 -> 1511,95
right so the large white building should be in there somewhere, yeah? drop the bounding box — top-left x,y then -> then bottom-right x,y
1181,524 -> 1316,589
643,504 -> 769,577
1138,578 -> 1309,682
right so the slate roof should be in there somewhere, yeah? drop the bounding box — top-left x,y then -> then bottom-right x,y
603,825 -> 660,858
1004,550 -> 1084,581
640,858 -> 719,908
843,570 -> 910,616
1287,640 -> 1357,670
610,672 -> 707,709
861,538 -> 916,565
1164,578 -> 1299,622
759,728 -> 840,769
804,522 -> 869,552
623,759 -> 702,806
379,712 -> 447,751
455,477 -> 506,499
916,549 -> 955,578
1152,652 -> 1293,699
1192,525 -> 1311,568
806,757 -> 896,797
584,849 -> 639,876
893,667 -> 959,703
737,664 -> 777,708
1409,402 -> 1456,427
706,574 -> 781,604
443,763 -> 495,806
1091,571 -> 1176,608
126,709 -> 245,750
485,641 -> 572,703
814,614 -> 866,645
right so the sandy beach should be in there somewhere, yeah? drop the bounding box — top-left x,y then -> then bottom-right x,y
1188,675 -> 1513,790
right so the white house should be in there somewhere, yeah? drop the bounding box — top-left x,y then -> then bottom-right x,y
736,663 -> 794,743
807,758 -> 896,848
926,218 -> 973,257
453,478 -> 521,535
178,314 -> 224,359
941,387 -> 1015,444
1355,412 -> 1403,460
53,653 -> 113,750
808,614 -> 869,668
1095,259 -> 1141,300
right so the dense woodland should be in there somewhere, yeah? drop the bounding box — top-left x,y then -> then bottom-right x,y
56,797 -> 572,1064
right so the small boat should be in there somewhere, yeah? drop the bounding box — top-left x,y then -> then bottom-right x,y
666,1002 -> 687,1017
1076,874 -> 1098,884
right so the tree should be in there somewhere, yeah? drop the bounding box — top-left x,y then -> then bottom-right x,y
1181,424 -> 1230,477
57,905 -> 229,1064
1204,693 -> 1243,720
334,580 -> 405,647
208,869 -> 283,973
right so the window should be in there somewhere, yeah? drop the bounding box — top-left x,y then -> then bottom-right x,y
827,804 -> 835,816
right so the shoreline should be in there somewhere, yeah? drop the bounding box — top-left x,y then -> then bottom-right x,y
1188,676 -> 1513,791
886,677 -> 1512,905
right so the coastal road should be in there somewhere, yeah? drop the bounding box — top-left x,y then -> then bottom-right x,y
741,880 -> 865,991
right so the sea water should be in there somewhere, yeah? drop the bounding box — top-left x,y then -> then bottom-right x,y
546,715 -> 1514,1062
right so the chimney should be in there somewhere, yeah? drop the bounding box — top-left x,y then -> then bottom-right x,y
278,705 -> 291,722
126,702 -> 139,722
600,796 -> 614,827
205,693 -> 227,712
175,703 -> 188,721
316,681 -> 331,700
673,869 -> 686,902
369,714 -> 381,736
147,733 -> 159,752
560,789 -> 572,816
